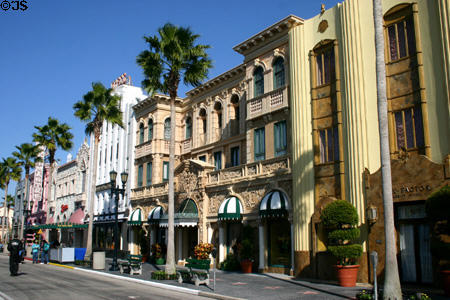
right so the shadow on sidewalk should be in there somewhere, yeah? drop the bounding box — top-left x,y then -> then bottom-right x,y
260,273 -> 359,299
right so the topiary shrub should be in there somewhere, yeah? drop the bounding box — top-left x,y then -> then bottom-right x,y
426,185 -> 450,269
320,200 -> 362,265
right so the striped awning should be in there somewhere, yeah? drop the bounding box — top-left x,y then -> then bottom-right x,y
160,199 -> 198,228
148,206 -> 164,224
218,196 -> 243,220
259,190 -> 290,218
27,222 -> 88,230
128,208 -> 143,226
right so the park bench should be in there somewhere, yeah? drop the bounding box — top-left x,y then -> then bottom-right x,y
118,254 -> 143,275
176,258 -> 210,286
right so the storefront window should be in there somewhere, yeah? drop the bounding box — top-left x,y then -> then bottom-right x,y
268,218 -> 291,267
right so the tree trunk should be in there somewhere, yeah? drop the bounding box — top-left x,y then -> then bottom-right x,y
1,183 -> 9,243
19,173 -> 29,240
85,133 -> 100,261
165,96 -> 176,275
373,0 -> 402,298
45,161 -> 54,241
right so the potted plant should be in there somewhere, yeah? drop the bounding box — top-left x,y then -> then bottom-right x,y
151,243 -> 165,265
239,239 -> 254,273
194,242 -> 214,262
426,185 -> 450,296
139,233 -> 150,262
321,200 -> 362,287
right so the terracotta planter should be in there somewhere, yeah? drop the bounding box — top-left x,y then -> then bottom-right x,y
241,260 -> 253,273
335,265 -> 359,287
441,270 -> 450,296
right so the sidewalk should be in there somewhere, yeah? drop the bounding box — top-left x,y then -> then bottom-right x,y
6,254 -> 450,300
73,259 -> 366,300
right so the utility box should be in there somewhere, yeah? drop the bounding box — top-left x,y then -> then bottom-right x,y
92,251 -> 105,270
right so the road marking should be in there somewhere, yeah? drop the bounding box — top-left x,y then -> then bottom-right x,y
263,286 -> 281,290
231,282 -> 247,285
299,291 -> 319,295
49,263 -> 74,269
0,290 -> 14,300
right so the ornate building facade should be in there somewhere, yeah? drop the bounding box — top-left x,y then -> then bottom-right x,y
49,141 -> 90,247
131,17 -> 298,274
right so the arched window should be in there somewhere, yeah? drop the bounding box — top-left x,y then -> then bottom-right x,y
148,119 -> 153,140
185,117 -> 192,139
273,57 -> 285,89
230,94 -> 240,121
139,123 -> 144,144
164,118 -> 171,140
254,66 -> 264,97
214,102 -> 222,129
199,108 -> 207,134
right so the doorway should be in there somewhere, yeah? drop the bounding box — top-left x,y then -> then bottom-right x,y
396,203 -> 433,283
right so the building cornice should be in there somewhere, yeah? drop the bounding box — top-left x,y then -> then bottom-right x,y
186,64 -> 246,97
233,15 -> 303,55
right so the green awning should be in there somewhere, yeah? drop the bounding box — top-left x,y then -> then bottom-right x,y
218,196 -> 243,220
128,208 -> 143,226
259,190 -> 290,218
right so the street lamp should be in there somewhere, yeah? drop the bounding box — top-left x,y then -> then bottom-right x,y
109,170 -> 128,271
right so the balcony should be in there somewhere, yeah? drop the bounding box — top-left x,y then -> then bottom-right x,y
207,155 -> 291,185
135,141 -> 152,159
182,138 -> 192,154
247,86 -> 288,120
131,182 -> 169,200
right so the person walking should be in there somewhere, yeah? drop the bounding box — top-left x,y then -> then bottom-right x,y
32,240 -> 39,264
42,240 -> 50,264
39,240 -> 44,264
7,234 -> 23,276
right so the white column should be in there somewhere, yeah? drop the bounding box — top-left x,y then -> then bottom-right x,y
258,223 -> 265,271
150,227 -> 155,247
218,223 -> 225,263
290,223 -> 294,274
177,228 -> 183,262
207,224 -> 213,244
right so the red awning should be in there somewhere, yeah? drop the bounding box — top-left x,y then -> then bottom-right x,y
68,208 -> 85,224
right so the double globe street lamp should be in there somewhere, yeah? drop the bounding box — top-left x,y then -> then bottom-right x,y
109,170 -> 128,271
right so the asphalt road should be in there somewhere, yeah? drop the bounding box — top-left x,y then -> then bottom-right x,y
0,256 -> 211,300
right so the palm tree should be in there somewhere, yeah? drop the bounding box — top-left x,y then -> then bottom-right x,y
73,82 -> 123,260
372,0 -> 402,298
4,194 -> 15,240
33,117 -> 73,238
137,23 -> 212,274
13,143 -> 42,239
0,157 -> 22,242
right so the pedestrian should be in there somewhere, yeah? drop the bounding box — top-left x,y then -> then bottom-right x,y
39,240 -> 44,264
19,238 -> 26,264
7,234 -> 23,276
42,240 -> 50,264
32,240 -> 39,264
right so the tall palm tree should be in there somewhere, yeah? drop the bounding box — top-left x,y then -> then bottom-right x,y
373,0 -> 402,298
0,157 -> 22,242
73,82 -> 123,260
137,23 -> 212,274
13,143 -> 42,239
4,194 -> 15,240
33,117 -> 73,238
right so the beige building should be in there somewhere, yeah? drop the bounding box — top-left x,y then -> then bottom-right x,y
130,0 -> 450,284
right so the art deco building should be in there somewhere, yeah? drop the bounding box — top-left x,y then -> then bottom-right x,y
86,74 -> 147,254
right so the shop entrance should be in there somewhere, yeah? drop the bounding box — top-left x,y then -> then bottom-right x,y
268,218 -> 291,267
396,203 -> 433,283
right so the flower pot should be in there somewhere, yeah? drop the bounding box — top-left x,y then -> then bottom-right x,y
335,265 -> 359,287
441,270 -> 450,296
155,257 -> 165,265
241,259 -> 253,273
142,255 -> 148,262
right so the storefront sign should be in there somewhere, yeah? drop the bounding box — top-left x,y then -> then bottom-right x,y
392,184 -> 432,199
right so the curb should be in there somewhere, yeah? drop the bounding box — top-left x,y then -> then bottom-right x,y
71,267 -> 245,300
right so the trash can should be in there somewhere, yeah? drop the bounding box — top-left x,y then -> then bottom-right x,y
92,251 -> 105,270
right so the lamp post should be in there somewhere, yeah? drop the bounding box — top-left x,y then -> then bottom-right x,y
109,170 -> 128,271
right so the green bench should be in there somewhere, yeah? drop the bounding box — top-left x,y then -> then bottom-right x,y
177,258 -> 210,286
119,254 -> 143,275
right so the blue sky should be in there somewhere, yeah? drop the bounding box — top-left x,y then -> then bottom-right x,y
0,0 -> 341,202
